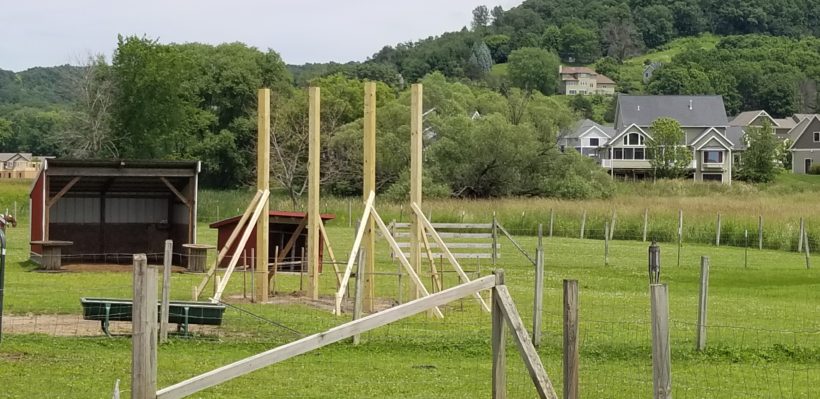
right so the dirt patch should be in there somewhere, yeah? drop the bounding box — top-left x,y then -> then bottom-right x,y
1,314 -> 218,337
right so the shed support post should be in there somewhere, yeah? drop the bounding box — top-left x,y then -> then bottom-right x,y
255,89 -> 271,302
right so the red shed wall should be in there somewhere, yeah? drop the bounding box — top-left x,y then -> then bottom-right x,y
216,220 -> 324,272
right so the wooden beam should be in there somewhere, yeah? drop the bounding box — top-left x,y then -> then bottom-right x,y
156,275 -> 497,399
363,82 -> 377,312
160,177 -> 190,207
47,168 -> 195,177
308,86 -> 321,300
494,285 -> 559,399
212,189 -> 270,302
318,221 -> 342,288
46,176 -> 81,208
160,240 -> 173,343
132,254 -> 157,399
195,191 -> 263,298
370,207 -> 443,318
410,83 -> 423,300
335,191 -> 375,315
256,88 -> 271,302
273,218 -> 307,268
411,202 -> 490,312
492,270 -> 507,399
419,225 -> 442,293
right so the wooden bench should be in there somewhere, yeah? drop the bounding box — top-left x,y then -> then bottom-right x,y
30,240 -> 73,270
80,297 -> 225,336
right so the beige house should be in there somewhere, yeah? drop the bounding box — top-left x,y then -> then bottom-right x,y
0,153 -> 41,179
558,66 -> 615,96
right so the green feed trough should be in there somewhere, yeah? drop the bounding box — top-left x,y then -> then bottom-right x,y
80,297 -> 226,336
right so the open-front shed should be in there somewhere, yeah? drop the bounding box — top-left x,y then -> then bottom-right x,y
209,211 -> 335,272
29,159 -> 200,267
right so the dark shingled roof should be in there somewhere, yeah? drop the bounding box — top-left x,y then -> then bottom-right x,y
615,95 -> 728,130
560,119 -> 615,139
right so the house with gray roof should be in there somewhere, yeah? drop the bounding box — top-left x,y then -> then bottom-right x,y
785,114 -> 820,173
600,95 -> 738,183
0,152 -> 41,179
729,110 -> 795,139
557,119 -> 614,160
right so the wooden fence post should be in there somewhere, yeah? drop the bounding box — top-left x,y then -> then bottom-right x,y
609,210 -> 616,240
492,212 -> 498,266
563,280 -> 579,399
715,213 -> 721,247
532,244 -> 544,347
642,208 -> 649,242
798,217 -> 805,252
132,254 -> 157,399
549,209 -> 554,238
604,221 -> 610,266
650,284 -> 672,399
492,270 -> 507,399
696,256 -> 709,351
580,211 -> 586,239
758,215 -> 763,250
677,209 -> 683,267
804,229 -> 811,269
160,240 -> 172,343
353,248 -> 364,345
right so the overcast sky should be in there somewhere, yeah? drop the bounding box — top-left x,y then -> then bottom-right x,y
0,0 -> 523,72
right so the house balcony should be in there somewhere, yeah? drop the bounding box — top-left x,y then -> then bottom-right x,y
602,159 -> 697,169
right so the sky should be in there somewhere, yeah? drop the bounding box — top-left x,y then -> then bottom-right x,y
0,0 -> 523,72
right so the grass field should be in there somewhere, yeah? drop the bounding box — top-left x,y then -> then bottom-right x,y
1,209 -> 818,397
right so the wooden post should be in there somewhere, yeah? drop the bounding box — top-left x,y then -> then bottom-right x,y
132,254 -> 157,399
255,88 -> 270,303
744,229 -> 749,268
804,229 -> 811,269
696,256 -> 709,351
410,83 -> 423,300
798,217 -> 805,252
532,245 -> 544,347
549,209 -> 554,238
580,211 -> 586,239
563,280 -> 579,399
609,209 -> 616,240
677,209 -> 682,267
650,284 -> 672,399
492,212 -> 498,265
642,208 -> 649,242
353,248 -> 364,345
715,213 -> 721,247
758,215 -> 763,250
492,270 -> 507,399
307,86 -> 321,300
604,221 -> 609,266
363,82 -> 377,313
159,240 -> 172,343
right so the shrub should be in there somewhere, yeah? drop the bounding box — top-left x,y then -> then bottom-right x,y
808,164 -> 820,175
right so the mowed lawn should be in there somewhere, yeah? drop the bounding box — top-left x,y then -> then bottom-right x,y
1,212 -> 819,398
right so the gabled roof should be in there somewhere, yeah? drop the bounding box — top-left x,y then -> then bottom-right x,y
691,127 -> 734,151
560,66 -> 597,75
606,123 -> 652,147
615,95 -> 728,130
559,119 -> 615,139
787,115 -> 820,149
596,75 -> 615,85
0,153 -> 33,162
729,110 -> 775,127
773,118 -> 797,130
793,114 -> 819,122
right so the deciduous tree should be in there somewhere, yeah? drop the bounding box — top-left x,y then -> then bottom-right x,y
647,117 -> 692,179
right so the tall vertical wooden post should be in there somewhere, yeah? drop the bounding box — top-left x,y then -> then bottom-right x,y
363,82 -> 377,312
604,221 -> 610,266
677,209 -> 683,267
650,284 -> 672,399
533,228 -> 544,347
758,215 -> 764,250
696,256 -> 709,351
255,89 -> 271,302
549,209 -> 554,238
492,212 -> 499,265
642,208 -> 649,242
132,254 -> 157,399
492,270 -> 507,399
308,87 -> 321,300
580,211 -> 586,239
410,83 -> 423,300
159,240 -> 172,343
715,213 -> 721,247
563,280 -> 579,399
798,217 -> 805,252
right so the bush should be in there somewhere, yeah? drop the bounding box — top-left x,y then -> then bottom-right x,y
808,164 -> 820,175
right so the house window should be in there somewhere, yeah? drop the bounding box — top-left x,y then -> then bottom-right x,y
635,148 -> 645,160
814,132 -> 820,142
613,148 -> 623,159
560,145 -> 565,153
589,138 -> 600,146
703,151 -> 723,164
623,133 -> 644,146
702,174 -> 723,182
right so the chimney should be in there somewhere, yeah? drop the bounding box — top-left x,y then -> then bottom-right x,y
689,99 -> 693,110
